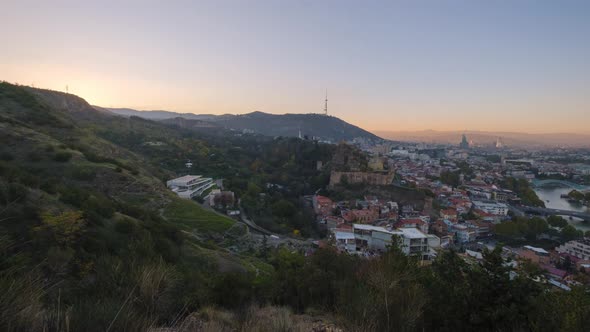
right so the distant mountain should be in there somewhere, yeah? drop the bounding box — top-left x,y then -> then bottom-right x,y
375,130 -> 590,148
205,111 -> 381,142
101,107 -> 381,142
97,106 -> 217,121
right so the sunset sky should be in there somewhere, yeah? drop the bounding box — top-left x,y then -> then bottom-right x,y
1,0 -> 589,133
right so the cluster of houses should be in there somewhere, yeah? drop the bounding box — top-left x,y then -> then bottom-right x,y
336,141 -> 590,289
461,238 -> 590,291
313,194 -> 441,260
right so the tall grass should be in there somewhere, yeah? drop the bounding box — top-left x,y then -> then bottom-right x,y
173,305 -> 323,332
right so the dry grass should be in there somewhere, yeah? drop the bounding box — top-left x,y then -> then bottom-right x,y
172,305 -> 344,332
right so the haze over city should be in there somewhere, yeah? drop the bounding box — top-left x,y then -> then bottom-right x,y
2,0 -> 589,134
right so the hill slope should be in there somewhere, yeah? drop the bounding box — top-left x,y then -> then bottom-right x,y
104,107 -> 381,142
0,83 -> 269,331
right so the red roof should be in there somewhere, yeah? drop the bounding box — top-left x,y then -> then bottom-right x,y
315,195 -> 333,205
541,265 -> 568,279
441,209 -> 457,216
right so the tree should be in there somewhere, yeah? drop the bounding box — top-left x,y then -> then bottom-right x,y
440,170 -> 460,187
548,215 -> 568,228
525,217 -> 549,241
568,190 -> 585,201
271,199 -> 296,218
495,220 -> 521,239
561,224 -> 583,242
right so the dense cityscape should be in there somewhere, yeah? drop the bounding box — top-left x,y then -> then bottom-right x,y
312,136 -> 590,290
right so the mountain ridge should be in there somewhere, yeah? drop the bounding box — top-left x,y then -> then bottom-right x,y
100,107 -> 382,142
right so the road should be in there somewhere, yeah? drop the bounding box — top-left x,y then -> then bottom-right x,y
238,204 -> 273,235
237,199 -> 316,248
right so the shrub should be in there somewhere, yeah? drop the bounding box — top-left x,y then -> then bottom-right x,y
71,167 -> 97,181
114,218 -> 135,234
54,151 -> 72,162
0,152 -> 14,161
27,151 -> 43,162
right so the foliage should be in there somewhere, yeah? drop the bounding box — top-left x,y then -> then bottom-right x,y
548,215 -> 569,228
561,224 -> 584,242
568,190 -> 587,202
495,216 -> 548,241
440,170 -> 460,187
34,210 -> 86,246
501,177 -> 545,207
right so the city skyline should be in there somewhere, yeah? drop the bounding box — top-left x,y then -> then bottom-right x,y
2,0 -> 589,134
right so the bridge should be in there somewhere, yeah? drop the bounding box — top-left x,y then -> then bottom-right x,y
531,179 -> 589,191
518,205 -> 590,222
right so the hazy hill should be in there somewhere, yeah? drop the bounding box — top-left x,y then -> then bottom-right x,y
104,107 -> 381,142
375,129 -> 590,148
95,106 -> 217,121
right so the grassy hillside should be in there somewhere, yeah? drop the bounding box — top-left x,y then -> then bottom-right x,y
0,82 -> 264,331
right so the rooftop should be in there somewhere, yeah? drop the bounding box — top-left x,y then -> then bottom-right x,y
353,224 -> 394,234
335,231 -> 355,240
396,227 -> 428,239
523,245 -> 549,255
169,175 -> 203,183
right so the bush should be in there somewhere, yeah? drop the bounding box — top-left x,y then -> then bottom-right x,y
54,151 -> 72,162
0,152 -> 14,161
71,167 -> 96,181
26,151 -> 42,162
114,218 -> 135,234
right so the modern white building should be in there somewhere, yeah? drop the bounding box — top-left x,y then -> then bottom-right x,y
166,175 -> 214,199
351,224 -> 440,260
472,200 -> 508,216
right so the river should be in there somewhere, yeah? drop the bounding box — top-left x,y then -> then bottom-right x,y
533,186 -> 590,231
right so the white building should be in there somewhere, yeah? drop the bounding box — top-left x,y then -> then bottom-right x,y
334,231 -> 357,253
472,200 -> 508,216
351,224 -> 440,260
166,175 -> 213,199
556,238 -> 590,260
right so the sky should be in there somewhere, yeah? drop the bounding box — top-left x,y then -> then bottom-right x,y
1,0 -> 589,134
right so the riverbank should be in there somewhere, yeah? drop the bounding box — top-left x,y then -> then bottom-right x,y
534,187 -> 590,231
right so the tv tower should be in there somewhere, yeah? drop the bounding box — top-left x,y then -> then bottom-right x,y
323,89 -> 328,116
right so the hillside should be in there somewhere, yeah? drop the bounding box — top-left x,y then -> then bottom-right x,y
105,107 -> 382,142
1,82 -> 346,331
0,83 -> 271,330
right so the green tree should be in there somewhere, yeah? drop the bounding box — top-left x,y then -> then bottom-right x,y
440,170 -> 460,187
271,199 -> 296,218
548,215 -> 568,228
525,217 -> 549,241
495,220 -> 521,239
561,224 -> 583,242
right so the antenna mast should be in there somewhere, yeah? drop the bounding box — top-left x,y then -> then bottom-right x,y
323,89 -> 328,116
